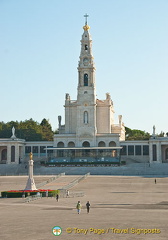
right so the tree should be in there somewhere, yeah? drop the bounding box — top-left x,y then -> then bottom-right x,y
125,127 -> 150,140
0,119 -> 54,141
158,131 -> 164,137
40,118 -> 53,141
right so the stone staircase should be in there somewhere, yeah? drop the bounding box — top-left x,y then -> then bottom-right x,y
0,162 -> 168,176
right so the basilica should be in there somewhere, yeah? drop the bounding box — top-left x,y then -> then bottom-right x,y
53,18 -> 125,161
0,17 -> 168,165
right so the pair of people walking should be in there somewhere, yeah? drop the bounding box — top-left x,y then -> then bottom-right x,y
76,201 -> 91,214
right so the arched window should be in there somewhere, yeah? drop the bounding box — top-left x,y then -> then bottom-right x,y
84,74 -> 88,86
98,141 -> 106,147
85,45 -> 88,50
109,141 -> 116,147
84,111 -> 88,124
68,142 -> 75,148
57,142 -> 64,157
82,141 -> 90,147
57,142 -> 64,148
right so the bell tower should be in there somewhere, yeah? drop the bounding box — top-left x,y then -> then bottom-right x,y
77,14 -> 96,90
76,14 -> 97,140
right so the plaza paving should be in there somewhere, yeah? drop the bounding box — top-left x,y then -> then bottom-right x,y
0,175 -> 168,240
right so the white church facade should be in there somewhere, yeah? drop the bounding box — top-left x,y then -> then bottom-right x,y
54,20 -> 125,151
0,17 -> 168,165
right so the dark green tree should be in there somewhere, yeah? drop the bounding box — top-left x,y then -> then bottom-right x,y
125,127 -> 150,140
158,131 -> 165,137
0,119 -> 54,141
40,118 -> 53,141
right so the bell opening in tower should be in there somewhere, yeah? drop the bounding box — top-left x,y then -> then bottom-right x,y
84,74 -> 88,86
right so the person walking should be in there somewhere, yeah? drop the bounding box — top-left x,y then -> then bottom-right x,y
76,201 -> 82,214
155,179 -> 157,184
56,194 -> 59,202
86,201 -> 90,213
66,190 -> 69,198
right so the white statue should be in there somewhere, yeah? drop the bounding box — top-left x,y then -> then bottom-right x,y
118,115 -> 122,125
84,111 -> 88,124
11,126 -> 16,138
153,125 -> 156,136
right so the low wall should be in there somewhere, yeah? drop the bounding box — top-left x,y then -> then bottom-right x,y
121,156 -> 150,163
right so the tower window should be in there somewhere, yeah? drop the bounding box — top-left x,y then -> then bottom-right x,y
84,74 -> 88,86
85,45 -> 88,50
84,111 -> 88,124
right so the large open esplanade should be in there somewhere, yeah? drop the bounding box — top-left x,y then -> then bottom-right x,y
1,175 -> 168,240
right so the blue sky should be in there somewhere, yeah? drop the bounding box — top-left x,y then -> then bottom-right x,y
0,0 -> 168,134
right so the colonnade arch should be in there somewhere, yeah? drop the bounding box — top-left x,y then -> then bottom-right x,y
57,142 -> 65,148
98,141 -> 106,147
68,142 -> 75,147
82,141 -> 90,147
109,141 -> 116,147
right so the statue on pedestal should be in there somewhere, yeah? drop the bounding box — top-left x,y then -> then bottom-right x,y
24,152 -> 37,190
11,126 -> 16,139
153,125 -> 156,136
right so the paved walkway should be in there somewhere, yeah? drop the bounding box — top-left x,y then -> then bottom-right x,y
0,175 -> 80,191
0,176 -> 168,240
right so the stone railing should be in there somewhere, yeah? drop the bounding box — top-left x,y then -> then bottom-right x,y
25,194 -> 42,203
59,173 -> 90,197
61,172 -> 90,190
36,173 -> 65,188
65,191 -> 84,198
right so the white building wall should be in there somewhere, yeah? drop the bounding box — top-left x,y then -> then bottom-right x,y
120,141 -> 150,163
96,106 -> 110,133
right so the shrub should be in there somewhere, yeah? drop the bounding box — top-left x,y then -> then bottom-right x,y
1,189 -> 60,198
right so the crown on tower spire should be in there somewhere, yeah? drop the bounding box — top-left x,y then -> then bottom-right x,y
83,13 -> 90,31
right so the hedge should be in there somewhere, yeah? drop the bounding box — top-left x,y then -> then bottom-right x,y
1,189 -> 59,198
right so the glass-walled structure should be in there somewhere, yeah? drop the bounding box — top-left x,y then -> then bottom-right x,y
46,147 -> 122,164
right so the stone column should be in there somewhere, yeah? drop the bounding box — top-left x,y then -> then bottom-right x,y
24,152 -> 37,190
38,146 -> 40,158
20,145 -> 24,162
7,145 -> 11,164
156,142 -> 162,163
15,144 -> 19,164
149,142 -> 153,163
45,146 -> 47,158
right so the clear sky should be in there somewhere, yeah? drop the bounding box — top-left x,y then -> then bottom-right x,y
0,0 -> 168,134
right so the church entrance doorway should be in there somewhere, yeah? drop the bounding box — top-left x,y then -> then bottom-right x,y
82,141 -> 90,157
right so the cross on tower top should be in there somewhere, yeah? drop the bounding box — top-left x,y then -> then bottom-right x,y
84,13 -> 89,25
